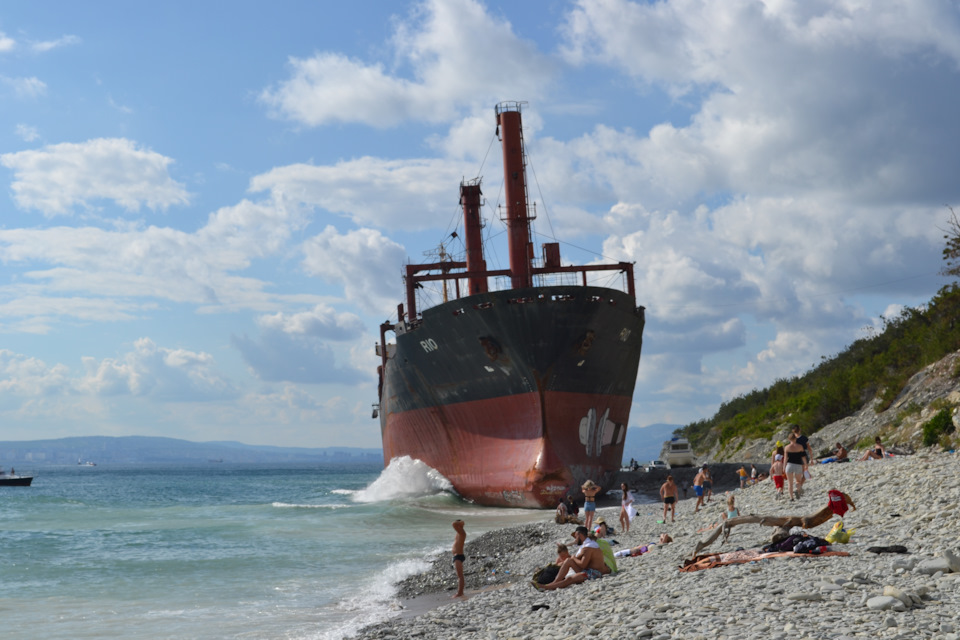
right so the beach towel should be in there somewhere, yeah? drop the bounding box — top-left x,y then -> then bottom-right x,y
679,549 -> 850,572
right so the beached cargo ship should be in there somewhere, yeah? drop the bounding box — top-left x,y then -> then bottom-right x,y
374,103 -> 645,508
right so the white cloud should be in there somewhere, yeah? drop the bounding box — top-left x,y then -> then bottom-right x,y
301,226 -> 407,315
256,304 -> 365,341
14,123 -> 39,141
31,34 -> 81,53
1,138 -> 190,216
559,0 -> 960,208
0,32 -> 14,52
0,196 -> 315,316
249,157 -> 465,230
259,0 -> 553,127
231,328 -> 367,385
77,337 -> 236,400
1,75 -> 47,98
0,349 -> 71,396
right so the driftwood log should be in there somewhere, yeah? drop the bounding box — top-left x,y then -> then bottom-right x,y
689,490 -> 856,559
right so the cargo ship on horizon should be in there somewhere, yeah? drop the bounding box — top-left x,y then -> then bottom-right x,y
374,102 -> 645,508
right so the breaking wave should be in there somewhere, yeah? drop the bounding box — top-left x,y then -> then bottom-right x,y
350,456 -> 455,503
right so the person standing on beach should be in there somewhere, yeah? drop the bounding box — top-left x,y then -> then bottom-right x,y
693,467 -> 706,513
738,466 -> 748,489
784,433 -> 808,501
702,466 -> 714,502
619,482 -> 635,533
792,425 -> 813,490
581,480 -> 601,530
660,475 -> 678,522
750,464 -> 758,485
451,520 -> 466,598
770,449 -> 785,499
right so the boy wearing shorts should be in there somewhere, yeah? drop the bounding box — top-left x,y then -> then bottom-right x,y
660,475 -> 678,522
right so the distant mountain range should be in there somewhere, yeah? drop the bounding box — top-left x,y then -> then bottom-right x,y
0,435 -> 382,466
0,426 -> 680,468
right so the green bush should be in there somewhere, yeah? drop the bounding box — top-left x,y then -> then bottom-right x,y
922,408 -> 955,447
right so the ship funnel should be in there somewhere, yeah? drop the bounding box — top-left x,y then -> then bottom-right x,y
460,179 -> 488,295
496,102 -> 533,289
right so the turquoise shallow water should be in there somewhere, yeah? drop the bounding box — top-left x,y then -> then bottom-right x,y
0,459 -> 545,639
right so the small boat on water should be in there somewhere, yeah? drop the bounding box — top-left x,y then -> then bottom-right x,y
0,468 -> 33,486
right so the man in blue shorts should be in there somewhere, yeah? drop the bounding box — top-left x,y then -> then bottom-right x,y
693,467 -> 706,513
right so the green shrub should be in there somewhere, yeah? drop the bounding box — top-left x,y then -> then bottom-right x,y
922,408 -> 955,447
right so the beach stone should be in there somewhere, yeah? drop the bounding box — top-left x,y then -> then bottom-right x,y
915,558 -> 952,575
785,592 -> 822,601
882,586 -> 912,607
866,596 -> 905,611
943,549 -> 960,573
884,615 -> 898,627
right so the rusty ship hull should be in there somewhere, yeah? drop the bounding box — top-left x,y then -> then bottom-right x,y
379,286 -> 643,508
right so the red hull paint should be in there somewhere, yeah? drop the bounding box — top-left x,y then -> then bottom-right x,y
382,390 -> 631,508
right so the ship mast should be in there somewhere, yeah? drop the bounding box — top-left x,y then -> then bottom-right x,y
460,178 -> 488,295
496,101 -> 534,289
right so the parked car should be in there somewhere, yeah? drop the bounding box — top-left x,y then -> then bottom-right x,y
644,460 -> 668,472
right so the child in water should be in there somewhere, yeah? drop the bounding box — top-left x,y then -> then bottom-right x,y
452,520 -> 466,598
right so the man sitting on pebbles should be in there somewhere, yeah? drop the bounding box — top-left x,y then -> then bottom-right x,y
532,526 -> 611,591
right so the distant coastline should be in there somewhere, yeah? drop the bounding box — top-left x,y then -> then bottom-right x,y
0,435 -> 381,466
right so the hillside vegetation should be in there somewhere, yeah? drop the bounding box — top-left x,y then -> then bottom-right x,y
678,284 -> 960,453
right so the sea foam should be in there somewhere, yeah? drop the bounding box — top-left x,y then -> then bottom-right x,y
350,456 -> 454,503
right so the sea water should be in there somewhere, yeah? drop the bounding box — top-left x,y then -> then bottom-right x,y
0,458 -> 547,639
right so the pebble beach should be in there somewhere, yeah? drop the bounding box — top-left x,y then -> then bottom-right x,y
360,451 -> 960,639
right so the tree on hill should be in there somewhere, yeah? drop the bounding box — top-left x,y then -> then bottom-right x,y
941,205 -> 960,281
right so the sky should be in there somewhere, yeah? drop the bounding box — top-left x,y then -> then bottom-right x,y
1,0 -> 958,449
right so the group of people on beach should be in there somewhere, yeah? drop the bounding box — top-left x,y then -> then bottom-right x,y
452,428 -> 891,599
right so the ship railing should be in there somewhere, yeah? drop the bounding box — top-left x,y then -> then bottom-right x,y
401,260 -> 636,323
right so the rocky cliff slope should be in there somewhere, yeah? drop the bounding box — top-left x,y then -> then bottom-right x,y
704,349 -> 960,463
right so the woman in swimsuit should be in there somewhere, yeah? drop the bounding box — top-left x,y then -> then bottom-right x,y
783,433 -> 807,501
581,480 -> 601,530
859,436 -> 886,460
619,482 -> 635,533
